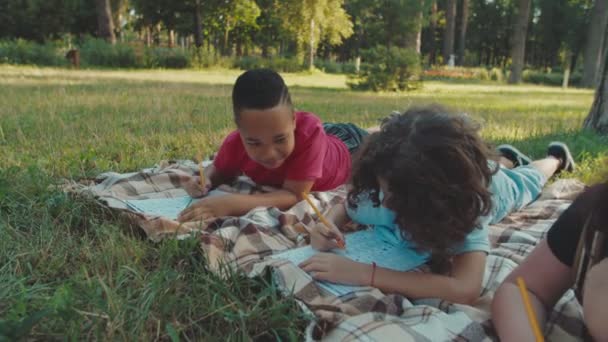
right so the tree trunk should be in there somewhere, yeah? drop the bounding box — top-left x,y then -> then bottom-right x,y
457,0 -> 469,66
582,0 -> 608,88
168,29 -> 175,48
443,0 -> 457,64
429,0 -> 438,64
144,26 -> 152,47
223,26 -> 230,56
584,44 -> 608,133
95,0 -> 116,44
508,0 -> 532,84
404,4 -> 423,54
193,0 -> 203,48
309,18 -> 315,70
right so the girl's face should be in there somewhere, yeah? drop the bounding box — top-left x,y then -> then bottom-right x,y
237,104 -> 296,169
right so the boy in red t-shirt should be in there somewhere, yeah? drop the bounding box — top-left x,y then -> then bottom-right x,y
178,69 -> 367,222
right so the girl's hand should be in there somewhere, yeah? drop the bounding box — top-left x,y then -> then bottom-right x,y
310,221 -> 345,251
177,195 -> 230,222
299,253 -> 372,286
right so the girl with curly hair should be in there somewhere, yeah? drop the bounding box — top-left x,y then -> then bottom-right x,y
300,105 -> 575,304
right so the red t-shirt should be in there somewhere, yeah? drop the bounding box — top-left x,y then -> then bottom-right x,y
213,112 -> 351,191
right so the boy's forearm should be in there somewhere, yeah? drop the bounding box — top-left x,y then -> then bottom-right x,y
224,191 -> 299,216
326,202 -> 350,228
492,282 -> 547,342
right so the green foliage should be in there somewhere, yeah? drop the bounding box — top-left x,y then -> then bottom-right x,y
235,56 -> 305,72
146,48 -> 190,69
349,46 -> 422,91
79,38 -> 138,68
278,0 -> 353,63
523,70 -> 582,87
0,39 -> 65,66
421,67 -> 507,83
490,68 -> 505,82
314,60 -> 362,74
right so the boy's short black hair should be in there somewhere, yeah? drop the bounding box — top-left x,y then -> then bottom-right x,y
232,69 -> 293,120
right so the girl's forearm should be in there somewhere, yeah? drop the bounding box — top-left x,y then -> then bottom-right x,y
492,282 -> 547,342
372,267 -> 481,304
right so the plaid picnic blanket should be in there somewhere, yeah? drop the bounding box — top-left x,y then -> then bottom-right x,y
67,160 -> 588,341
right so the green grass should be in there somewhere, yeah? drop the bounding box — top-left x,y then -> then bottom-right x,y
1,65 -> 606,340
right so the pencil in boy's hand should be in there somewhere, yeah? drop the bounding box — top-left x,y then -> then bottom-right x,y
198,154 -> 206,189
516,276 -> 545,342
301,192 -> 346,249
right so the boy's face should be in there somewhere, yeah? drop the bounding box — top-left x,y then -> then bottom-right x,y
237,104 -> 296,169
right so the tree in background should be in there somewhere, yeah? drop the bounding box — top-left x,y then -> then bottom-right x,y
95,0 -> 116,44
279,0 -> 353,69
457,0 -> 469,65
584,41 -> 608,133
443,0 -> 457,64
582,0 -> 608,87
508,0 -> 532,83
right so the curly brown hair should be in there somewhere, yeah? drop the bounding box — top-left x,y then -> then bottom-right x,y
348,105 -> 498,264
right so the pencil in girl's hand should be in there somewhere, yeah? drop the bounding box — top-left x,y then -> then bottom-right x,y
516,276 -> 545,342
198,154 -> 206,189
301,192 -> 346,249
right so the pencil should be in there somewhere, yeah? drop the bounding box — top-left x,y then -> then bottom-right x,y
516,277 -> 545,342
301,192 -> 345,249
198,154 -> 206,189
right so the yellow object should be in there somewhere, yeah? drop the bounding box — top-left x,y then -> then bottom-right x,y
516,277 -> 545,342
301,192 -> 345,249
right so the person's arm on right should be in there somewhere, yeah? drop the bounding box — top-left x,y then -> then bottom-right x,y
491,240 -> 573,341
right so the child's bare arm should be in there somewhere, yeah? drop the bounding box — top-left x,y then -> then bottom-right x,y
300,250 -> 487,304
373,251 -> 487,304
491,240 -> 572,341
178,179 -> 313,221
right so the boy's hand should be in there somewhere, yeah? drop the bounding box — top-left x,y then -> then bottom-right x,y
183,176 -> 211,198
310,221 -> 345,251
177,195 -> 230,222
300,253 -> 371,286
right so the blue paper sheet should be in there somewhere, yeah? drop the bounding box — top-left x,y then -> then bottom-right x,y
270,229 -> 426,296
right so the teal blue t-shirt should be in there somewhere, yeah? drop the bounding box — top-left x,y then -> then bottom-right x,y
345,163 -> 546,270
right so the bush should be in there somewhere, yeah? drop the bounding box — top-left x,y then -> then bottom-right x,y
234,56 -> 305,73
489,68 -> 504,82
348,46 -> 422,92
522,70 -> 582,87
79,38 -> 137,68
422,66 -> 499,82
0,39 -> 65,66
145,48 -> 190,68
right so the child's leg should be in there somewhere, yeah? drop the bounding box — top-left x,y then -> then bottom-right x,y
323,123 -> 369,154
488,142 -> 575,224
529,157 -> 560,179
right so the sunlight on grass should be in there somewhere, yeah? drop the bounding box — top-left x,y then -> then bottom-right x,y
0,65 -> 606,340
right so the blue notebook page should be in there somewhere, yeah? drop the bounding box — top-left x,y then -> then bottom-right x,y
125,190 -> 228,220
125,196 -> 194,220
270,229 -> 426,296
